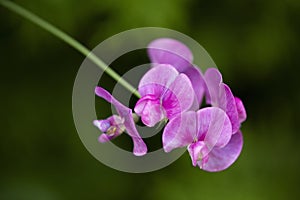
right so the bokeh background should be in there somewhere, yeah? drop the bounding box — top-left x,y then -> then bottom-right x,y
1,0 -> 300,199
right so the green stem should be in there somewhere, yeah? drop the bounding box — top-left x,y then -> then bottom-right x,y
0,0 -> 140,98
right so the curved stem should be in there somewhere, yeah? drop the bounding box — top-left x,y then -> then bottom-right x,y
0,0 -> 140,98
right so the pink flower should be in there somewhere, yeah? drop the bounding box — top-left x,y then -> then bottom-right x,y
163,107 -> 243,172
94,87 -> 147,156
134,64 -> 195,127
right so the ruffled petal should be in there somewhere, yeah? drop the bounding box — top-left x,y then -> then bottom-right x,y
138,64 -> 178,97
162,74 -> 194,119
235,97 -> 247,123
134,94 -> 165,127
95,87 -> 147,156
219,84 -> 240,134
147,38 -> 193,72
204,68 -> 240,134
162,111 -> 197,152
197,107 -> 232,149
201,131 -> 243,172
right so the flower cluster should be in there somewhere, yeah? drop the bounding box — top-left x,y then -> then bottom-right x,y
94,38 -> 246,172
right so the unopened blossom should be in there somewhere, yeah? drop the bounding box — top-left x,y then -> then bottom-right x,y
163,107 -> 243,172
147,38 -> 206,107
134,64 -> 194,127
94,87 -> 147,156
93,115 -> 125,142
204,68 -> 247,134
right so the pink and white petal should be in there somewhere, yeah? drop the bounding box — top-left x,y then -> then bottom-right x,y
163,111 -> 197,152
197,107 -> 232,149
204,68 -> 223,105
147,38 -> 193,72
235,97 -> 247,123
162,74 -> 194,119
201,131 -> 243,172
138,64 -> 178,97
134,95 -> 165,127
219,84 -> 240,134
187,141 -> 208,167
137,84 -> 166,100
95,87 -> 147,156
184,65 -> 206,108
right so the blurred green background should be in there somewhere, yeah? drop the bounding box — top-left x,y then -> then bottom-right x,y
1,0 -> 300,199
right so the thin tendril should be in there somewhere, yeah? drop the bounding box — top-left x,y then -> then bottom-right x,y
0,0 -> 141,98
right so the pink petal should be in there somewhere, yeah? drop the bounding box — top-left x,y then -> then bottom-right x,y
162,111 -> 197,152
123,117 -> 148,156
197,107 -> 232,149
187,141 -> 209,167
235,97 -> 247,123
204,68 -> 223,105
138,64 -> 178,97
184,66 -> 206,108
95,87 -> 147,156
201,131 -> 243,172
162,74 -> 194,119
204,69 -> 240,134
95,87 -> 129,117
134,94 -> 165,127
219,84 -> 240,134
148,38 -> 193,72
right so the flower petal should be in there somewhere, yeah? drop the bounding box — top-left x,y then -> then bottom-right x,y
148,38 -> 193,72
197,107 -> 232,149
95,86 -> 129,117
95,87 -> 147,156
184,65 -> 206,108
187,141 -> 209,167
219,84 -> 240,134
138,64 -> 178,97
201,131 -> 243,172
162,73 -> 194,119
134,94 -> 165,127
235,97 -> 247,123
204,68 -> 240,134
122,116 -> 149,156
204,68 -> 223,105
163,111 -> 197,152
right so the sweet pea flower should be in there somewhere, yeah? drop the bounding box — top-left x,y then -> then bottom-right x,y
134,64 -> 194,127
93,87 -> 147,156
147,38 -> 206,107
163,107 -> 243,172
204,68 -> 247,134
